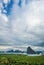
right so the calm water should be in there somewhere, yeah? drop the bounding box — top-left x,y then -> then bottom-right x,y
0,52 -> 42,56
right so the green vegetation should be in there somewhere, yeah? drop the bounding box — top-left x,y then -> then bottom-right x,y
0,54 -> 44,65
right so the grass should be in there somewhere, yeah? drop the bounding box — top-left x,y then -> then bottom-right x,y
0,54 -> 44,65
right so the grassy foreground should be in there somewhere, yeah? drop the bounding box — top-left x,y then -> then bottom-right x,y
0,54 -> 44,65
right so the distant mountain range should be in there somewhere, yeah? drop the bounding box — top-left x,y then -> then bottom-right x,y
7,49 -> 25,53
0,46 -> 44,55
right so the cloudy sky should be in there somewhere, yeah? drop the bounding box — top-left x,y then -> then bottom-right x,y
0,0 -> 44,51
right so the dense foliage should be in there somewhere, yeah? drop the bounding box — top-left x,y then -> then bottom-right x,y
0,54 -> 44,65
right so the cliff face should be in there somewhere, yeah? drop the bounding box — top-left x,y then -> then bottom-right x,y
27,47 -> 36,54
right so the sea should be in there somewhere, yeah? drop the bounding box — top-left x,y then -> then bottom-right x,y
0,52 -> 42,56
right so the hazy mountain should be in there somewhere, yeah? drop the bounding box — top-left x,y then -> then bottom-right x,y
27,46 -> 36,54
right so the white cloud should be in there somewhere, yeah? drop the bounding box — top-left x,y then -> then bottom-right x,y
1,14 -> 8,22
3,0 -> 10,4
0,0 -> 44,50
10,0 -> 44,41
0,45 -> 44,51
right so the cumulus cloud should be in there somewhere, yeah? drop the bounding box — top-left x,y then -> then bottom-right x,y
0,0 -> 44,50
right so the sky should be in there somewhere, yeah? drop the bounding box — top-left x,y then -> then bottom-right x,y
0,0 -> 44,51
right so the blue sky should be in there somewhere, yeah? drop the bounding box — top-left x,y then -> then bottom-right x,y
0,0 -> 44,51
